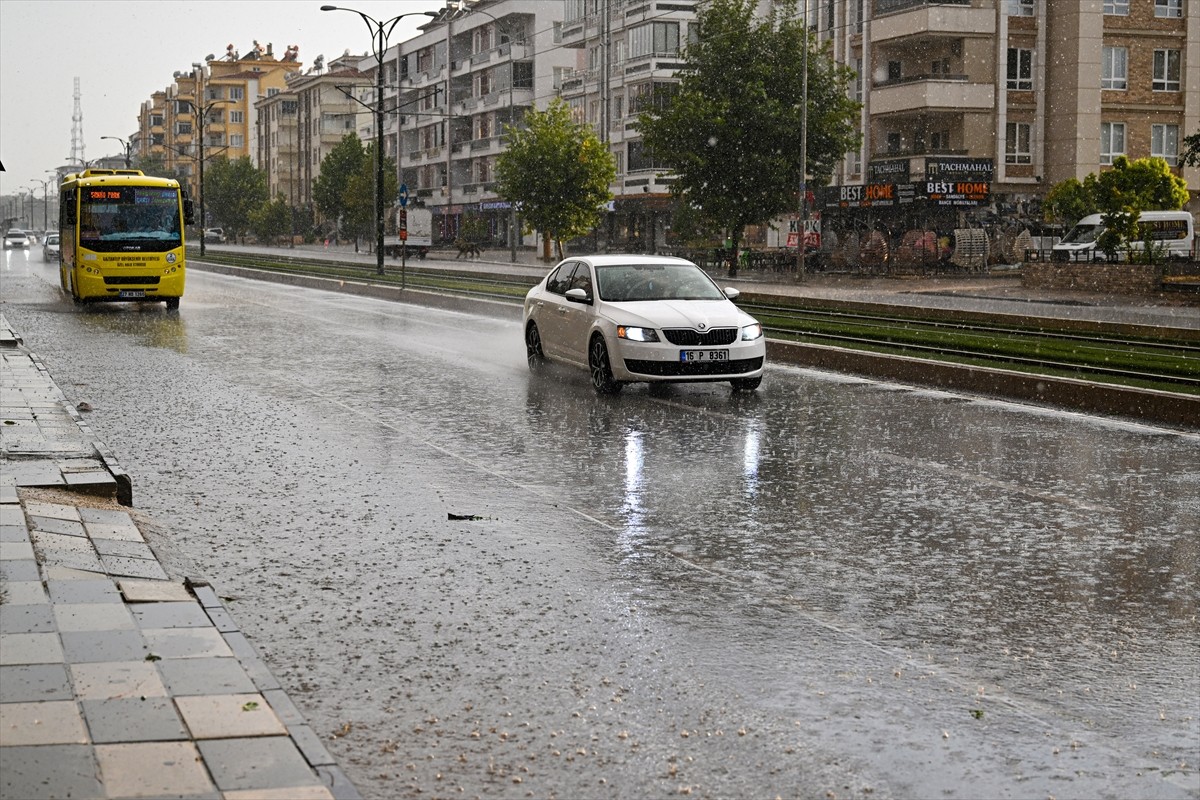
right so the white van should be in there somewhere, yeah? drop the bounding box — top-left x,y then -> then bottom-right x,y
1051,210 -> 1195,262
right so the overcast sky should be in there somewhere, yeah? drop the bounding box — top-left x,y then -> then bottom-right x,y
0,0 -> 447,200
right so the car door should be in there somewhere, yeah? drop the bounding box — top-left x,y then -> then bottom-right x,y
558,263 -> 596,366
531,262 -> 576,361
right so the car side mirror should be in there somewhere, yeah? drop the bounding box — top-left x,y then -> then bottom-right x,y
565,287 -> 591,304
182,193 -> 195,226
723,287 -> 740,300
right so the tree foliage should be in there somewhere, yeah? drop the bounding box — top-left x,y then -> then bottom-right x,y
340,142 -> 399,247
636,0 -> 860,272
203,155 -> 269,240
1181,131 -> 1200,168
495,98 -> 616,259
314,134 -> 397,247
249,194 -> 292,245
314,133 -> 367,234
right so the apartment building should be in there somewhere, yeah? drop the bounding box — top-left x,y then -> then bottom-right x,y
135,43 -> 303,211
358,0 -> 574,244
556,0 -> 1196,255
255,54 -> 371,222
559,0 -> 694,251
819,0 -> 1198,229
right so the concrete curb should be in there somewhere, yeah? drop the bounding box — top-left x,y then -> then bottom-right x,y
189,261 -> 1198,431
766,340 -> 1199,431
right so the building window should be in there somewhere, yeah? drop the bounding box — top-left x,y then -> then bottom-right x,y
230,134 -> 244,147
150,114 -> 164,127
230,87 -> 244,100
230,110 -> 244,124
886,132 -> 903,153
1153,50 -> 1181,91
1100,122 -> 1125,165
1151,124 -> 1179,165
887,60 -> 902,81
1005,122 -> 1031,164
628,22 -> 679,58
512,61 -> 533,90
175,122 -> 192,135
1104,0 -> 1129,14
1005,0 -> 1034,15
1102,47 -> 1127,90
1007,48 -> 1033,90
565,0 -> 584,23
1155,0 -> 1183,18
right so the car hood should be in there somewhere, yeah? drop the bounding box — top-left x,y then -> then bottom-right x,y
601,299 -> 753,330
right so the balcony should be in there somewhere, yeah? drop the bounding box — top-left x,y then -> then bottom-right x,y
871,2 -> 993,44
870,77 -> 992,116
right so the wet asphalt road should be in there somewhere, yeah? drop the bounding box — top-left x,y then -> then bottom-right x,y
3,249 -> 1198,800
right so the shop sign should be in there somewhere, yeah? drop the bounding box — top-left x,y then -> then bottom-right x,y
868,158 -> 910,182
480,201 -> 512,210
785,213 -> 821,249
924,180 -> 990,206
821,183 -> 917,209
925,157 -> 993,181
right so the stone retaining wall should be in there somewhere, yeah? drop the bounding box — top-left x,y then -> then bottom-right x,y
1021,262 -> 1163,294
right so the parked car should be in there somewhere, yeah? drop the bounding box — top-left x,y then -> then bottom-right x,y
42,233 -> 60,261
203,227 -> 226,243
523,254 -> 766,394
3,230 -> 31,249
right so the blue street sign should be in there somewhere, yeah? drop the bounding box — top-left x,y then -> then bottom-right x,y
399,183 -> 409,208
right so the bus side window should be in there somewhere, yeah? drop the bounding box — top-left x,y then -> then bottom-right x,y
62,192 -> 76,225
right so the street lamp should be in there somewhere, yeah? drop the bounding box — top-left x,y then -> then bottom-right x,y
464,4 -> 520,263
322,5 -> 438,276
101,135 -> 132,168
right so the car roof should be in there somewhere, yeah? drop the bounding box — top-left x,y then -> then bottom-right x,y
559,254 -> 699,268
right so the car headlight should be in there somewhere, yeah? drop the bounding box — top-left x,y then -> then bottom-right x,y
617,325 -> 659,342
741,323 -> 763,341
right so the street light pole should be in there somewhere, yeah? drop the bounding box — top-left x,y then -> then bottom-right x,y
101,136 -> 133,168
322,5 -> 437,276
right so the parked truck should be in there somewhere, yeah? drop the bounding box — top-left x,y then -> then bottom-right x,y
384,207 -> 432,260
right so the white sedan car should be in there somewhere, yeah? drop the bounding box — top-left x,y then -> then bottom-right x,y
523,254 -> 766,394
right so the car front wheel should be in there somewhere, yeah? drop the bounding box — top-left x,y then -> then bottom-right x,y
589,336 -> 622,395
525,322 -> 545,371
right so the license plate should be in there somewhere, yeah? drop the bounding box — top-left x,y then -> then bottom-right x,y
680,349 -> 729,362
118,290 -> 146,298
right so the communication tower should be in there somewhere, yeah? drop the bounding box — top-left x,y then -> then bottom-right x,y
70,77 -> 86,168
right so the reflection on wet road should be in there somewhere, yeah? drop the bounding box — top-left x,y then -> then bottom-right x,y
5,252 -> 1198,800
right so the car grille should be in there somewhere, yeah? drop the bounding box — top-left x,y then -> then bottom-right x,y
103,276 -> 161,285
624,356 -> 763,377
662,328 -> 738,346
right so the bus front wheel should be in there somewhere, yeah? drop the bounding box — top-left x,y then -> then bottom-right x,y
165,298 -> 180,311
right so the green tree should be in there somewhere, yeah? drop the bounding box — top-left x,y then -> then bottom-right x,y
1181,131 -> 1200,168
338,142 -> 398,252
313,133 -> 367,239
496,98 -> 616,260
203,155 -> 268,241
637,0 -> 860,275
249,194 -> 292,245
1042,175 -> 1098,229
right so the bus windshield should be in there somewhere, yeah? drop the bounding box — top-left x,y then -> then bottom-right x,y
78,186 -> 181,252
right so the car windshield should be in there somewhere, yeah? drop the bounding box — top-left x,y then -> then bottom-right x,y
596,263 -> 725,302
1060,222 -> 1102,245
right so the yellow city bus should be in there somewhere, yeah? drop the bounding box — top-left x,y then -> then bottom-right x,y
58,169 -> 194,310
